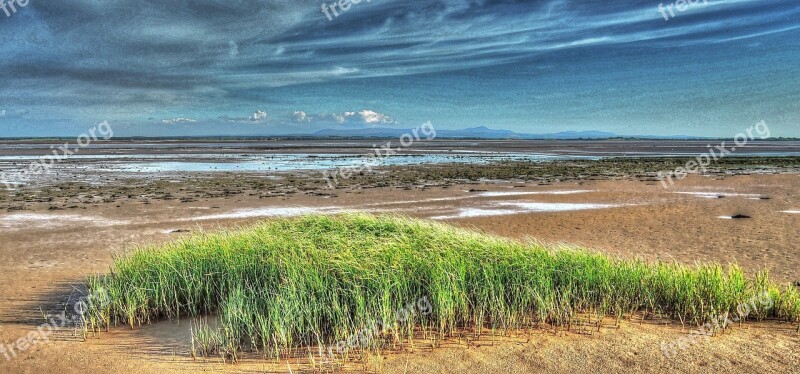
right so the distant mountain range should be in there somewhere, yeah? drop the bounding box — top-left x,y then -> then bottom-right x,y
312,126 -> 702,139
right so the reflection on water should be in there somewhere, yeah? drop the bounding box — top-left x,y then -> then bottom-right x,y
431,202 -> 620,220
0,153 -> 596,174
0,213 -> 129,229
477,190 -> 594,197
3,150 -> 798,175
190,207 -> 344,220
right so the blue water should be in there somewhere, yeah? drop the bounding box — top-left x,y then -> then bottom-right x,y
107,153 -> 597,173
1,151 -> 798,174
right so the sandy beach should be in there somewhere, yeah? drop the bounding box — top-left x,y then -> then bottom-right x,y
5,2 -> 800,372
1,152 -> 798,373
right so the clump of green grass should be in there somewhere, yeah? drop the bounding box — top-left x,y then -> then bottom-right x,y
85,213 -> 800,362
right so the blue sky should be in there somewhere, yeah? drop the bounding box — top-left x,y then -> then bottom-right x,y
0,0 -> 798,137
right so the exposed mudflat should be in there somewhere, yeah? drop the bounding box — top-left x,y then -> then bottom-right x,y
0,150 -> 798,373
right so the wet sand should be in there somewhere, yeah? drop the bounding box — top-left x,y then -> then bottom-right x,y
0,159 -> 799,372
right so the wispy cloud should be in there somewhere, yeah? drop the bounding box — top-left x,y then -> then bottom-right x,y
0,0 -> 798,137
0,109 -> 29,120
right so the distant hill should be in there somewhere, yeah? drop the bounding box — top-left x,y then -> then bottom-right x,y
313,126 -> 619,139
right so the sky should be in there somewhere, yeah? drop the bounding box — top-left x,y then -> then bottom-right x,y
0,0 -> 798,138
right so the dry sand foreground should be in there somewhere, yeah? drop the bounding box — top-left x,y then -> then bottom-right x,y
0,174 -> 798,373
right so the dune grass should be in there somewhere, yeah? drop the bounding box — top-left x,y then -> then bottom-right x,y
84,213 -> 800,362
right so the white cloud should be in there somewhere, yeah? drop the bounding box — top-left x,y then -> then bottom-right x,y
291,109 -> 395,126
249,110 -> 267,122
292,111 -> 311,123
161,117 -> 197,124
332,111 -> 356,123
358,109 -> 393,124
